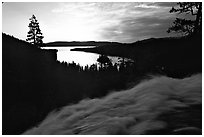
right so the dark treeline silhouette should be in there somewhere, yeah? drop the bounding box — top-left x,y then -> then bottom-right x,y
72,34 -> 201,78
59,55 -> 134,74
2,33 -> 143,135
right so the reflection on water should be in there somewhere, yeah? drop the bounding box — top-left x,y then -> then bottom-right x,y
42,46 -> 119,66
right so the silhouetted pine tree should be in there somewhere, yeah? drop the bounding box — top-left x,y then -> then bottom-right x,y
167,2 -> 202,36
97,55 -> 112,69
26,15 -> 44,46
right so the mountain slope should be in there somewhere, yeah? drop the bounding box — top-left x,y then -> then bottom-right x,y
72,36 -> 202,77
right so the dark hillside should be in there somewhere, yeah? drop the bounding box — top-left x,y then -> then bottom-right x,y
72,35 -> 202,77
2,34 -> 132,134
2,34 -> 58,134
129,36 -> 202,76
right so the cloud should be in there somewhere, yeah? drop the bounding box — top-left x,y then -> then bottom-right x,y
2,2 -> 187,43
94,2 -> 178,42
155,2 -> 177,7
100,14 -> 177,42
23,74 -> 201,135
134,3 -> 160,9
49,2 -> 194,43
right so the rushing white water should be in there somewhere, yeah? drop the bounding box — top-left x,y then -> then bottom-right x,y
23,74 -> 202,135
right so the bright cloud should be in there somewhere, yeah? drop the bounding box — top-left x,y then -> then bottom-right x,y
3,2 -> 183,43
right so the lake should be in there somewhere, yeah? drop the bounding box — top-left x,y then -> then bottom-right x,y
42,46 -> 120,67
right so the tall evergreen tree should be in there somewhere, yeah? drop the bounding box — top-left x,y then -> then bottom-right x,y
167,2 -> 202,36
26,15 -> 44,46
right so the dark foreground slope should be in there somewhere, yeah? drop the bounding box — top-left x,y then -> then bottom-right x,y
2,34 -> 134,134
2,34 -> 58,134
24,74 -> 202,135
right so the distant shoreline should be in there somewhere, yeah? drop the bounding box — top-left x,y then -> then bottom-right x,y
43,45 -> 97,47
71,47 -> 98,53
44,41 -> 123,47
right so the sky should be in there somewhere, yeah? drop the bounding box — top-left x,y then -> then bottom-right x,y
2,2 -> 185,43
